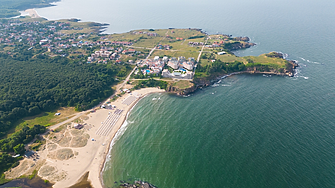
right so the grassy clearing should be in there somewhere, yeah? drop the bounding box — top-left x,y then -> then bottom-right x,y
243,54 -> 287,68
165,29 -> 206,39
133,37 -> 162,48
201,51 -> 286,67
173,80 -> 194,89
2,107 -> 76,139
159,39 -> 199,51
150,50 -> 199,59
199,59 -> 214,66
216,54 -> 247,63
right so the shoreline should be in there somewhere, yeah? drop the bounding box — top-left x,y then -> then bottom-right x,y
44,87 -> 166,188
24,9 -> 41,18
2,87 -> 166,188
98,92 -> 152,187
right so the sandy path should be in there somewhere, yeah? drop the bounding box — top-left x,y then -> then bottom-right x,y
37,87 -> 165,188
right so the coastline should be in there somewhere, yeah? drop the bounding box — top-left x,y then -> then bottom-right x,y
2,10 -> 299,187
44,87 -> 165,188
24,9 -> 41,18
98,92 -> 154,187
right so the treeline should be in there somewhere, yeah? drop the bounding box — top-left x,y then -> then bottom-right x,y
0,53 -> 132,136
0,125 -> 45,153
0,125 -> 45,176
0,0 -> 57,18
134,79 -> 168,90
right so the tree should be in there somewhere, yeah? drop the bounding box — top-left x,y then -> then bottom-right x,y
13,144 -> 25,155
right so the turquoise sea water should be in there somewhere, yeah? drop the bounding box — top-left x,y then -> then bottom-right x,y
35,0 -> 335,187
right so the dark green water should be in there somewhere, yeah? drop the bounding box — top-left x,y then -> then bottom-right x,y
35,0 -> 335,187
103,74 -> 335,187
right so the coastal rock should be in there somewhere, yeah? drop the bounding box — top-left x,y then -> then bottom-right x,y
234,36 -> 250,42
166,84 -> 197,96
117,180 -> 156,188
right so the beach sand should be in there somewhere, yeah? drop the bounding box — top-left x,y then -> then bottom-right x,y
30,87 -> 165,188
24,9 -> 41,18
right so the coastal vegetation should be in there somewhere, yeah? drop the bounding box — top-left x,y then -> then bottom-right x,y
133,79 -> 168,90
0,0 -> 58,18
0,124 -> 45,183
195,52 -> 296,80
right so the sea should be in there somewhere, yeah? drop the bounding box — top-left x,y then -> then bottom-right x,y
34,0 -> 335,187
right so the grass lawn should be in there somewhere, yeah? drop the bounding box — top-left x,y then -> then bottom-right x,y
216,54 -> 247,63
243,54 -> 288,68
165,29 -> 206,39
173,80 -> 194,89
159,39 -> 200,51
199,59 -> 214,66
133,37 -> 163,48
150,50 -> 199,59
2,107 -> 77,139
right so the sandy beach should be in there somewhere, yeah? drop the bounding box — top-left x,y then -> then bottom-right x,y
5,87 -> 165,188
24,9 -> 41,18
53,87 -> 164,188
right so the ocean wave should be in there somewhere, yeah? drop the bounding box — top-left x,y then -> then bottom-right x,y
278,52 -> 289,59
103,120 -> 129,167
299,57 -> 320,64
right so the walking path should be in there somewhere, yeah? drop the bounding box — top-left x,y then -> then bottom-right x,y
197,37 -> 208,62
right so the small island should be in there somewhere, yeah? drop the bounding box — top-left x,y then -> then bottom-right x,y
0,16 -> 299,187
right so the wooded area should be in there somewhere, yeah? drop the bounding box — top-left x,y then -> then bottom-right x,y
0,0 -> 57,18
0,53 -> 132,137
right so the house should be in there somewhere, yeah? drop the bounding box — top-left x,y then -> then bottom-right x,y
218,51 -> 226,55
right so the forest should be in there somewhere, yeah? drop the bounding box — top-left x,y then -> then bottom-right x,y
0,124 -> 45,182
0,53 -> 132,137
0,0 -> 57,18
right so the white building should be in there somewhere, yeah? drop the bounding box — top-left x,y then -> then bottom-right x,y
161,69 -> 194,79
168,60 -> 179,69
183,61 -> 194,70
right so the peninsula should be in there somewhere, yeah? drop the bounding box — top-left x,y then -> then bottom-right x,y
0,16 -> 298,188
0,17 -> 297,95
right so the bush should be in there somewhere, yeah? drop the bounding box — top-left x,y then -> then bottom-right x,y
11,161 -> 19,168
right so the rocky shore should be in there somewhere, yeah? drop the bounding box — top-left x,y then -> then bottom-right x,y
116,180 -> 157,188
169,59 -> 299,96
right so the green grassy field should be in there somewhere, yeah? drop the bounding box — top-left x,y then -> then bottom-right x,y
2,107 -> 77,139
150,50 -> 199,59
217,54 -> 247,63
173,80 -> 194,89
159,39 -> 200,51
243,54 -> 287,68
